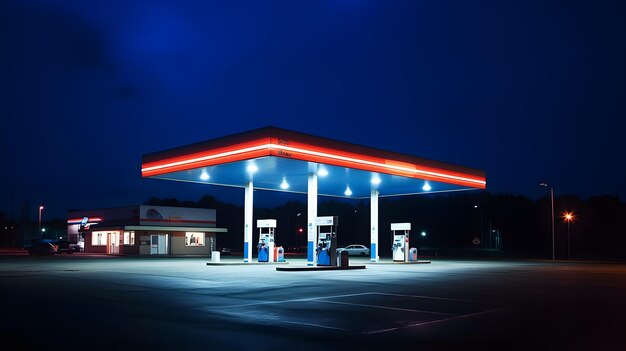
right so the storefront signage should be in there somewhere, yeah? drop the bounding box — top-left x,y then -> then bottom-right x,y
139,205 -> 216,227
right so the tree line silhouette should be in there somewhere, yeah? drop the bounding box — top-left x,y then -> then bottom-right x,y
142,192 -> 626,260
1,191 -> 624,260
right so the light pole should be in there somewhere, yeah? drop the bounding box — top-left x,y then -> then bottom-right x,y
474,205 -> 484,248
539,183 -> 555,260
563,211 -> 574,260
38,205 -> 44,241
293,212 -> 301,248
287,212 -> 302,250
420,231 -> 427,250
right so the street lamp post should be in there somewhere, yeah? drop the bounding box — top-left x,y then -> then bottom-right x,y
287,212 -> 302,250
474,205 -> 483,248
539,183 -> 555,260
291,212 -> 301,248
563,211 -> 574,260
38,205 -> 44,241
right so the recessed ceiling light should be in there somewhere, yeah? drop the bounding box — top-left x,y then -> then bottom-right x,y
246,164 -> 258,173
344,186 -> 353,196
422,181 -> 432,191
200,170 -> 210,181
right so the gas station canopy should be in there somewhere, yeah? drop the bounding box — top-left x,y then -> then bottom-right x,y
141,126 -> 486,197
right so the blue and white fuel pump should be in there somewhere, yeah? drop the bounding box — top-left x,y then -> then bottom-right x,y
391,223 -> 410,262
257,219 -> 276,262
316,216 -> 338,266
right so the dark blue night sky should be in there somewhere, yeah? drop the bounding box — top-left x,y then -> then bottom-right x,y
2,0 -> 625,220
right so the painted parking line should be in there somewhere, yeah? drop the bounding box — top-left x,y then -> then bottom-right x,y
318,300 -> 456,316
209,309 -> 350,332
365,307 -> 509,335
206,292 -> 503,334
373,292 -> 492,304
278,320 -> 349,332
211,291 -> 476,310
210,292 -> 382,309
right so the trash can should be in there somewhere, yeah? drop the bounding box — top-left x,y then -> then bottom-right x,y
276,246 -> 285,262
338,250 -> 349,268
211,251 -> 221,262
409,247 -> 417,262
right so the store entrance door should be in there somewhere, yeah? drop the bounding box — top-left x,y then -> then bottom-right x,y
109,232 -> 120,254
150,234 -> 168,255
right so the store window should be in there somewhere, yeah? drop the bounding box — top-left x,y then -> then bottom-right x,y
92,232 -> 106,246
123,231 -> 135,245
185,232 -> 204,246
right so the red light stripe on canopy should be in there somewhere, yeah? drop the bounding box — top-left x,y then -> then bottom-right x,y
268,141 -> 485,188
141,139 -> 272,177
142,135 -> 485,189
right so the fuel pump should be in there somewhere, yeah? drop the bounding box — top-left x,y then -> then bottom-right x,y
391,223 -> 410,262
257,219 -> 276,262
315,216 -> 338,266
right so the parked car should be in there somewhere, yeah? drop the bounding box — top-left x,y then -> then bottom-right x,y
219,247 -> 231,256
54,240 -> 75,254
26,242 -> 57,256
337,244 -> 370,257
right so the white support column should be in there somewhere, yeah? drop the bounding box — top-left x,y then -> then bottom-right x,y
307,173 -> 318,266
370,189 -> 379,262
244,181 -> 253,263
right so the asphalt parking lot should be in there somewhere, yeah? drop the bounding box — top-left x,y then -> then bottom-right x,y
1,254 -> 625,350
